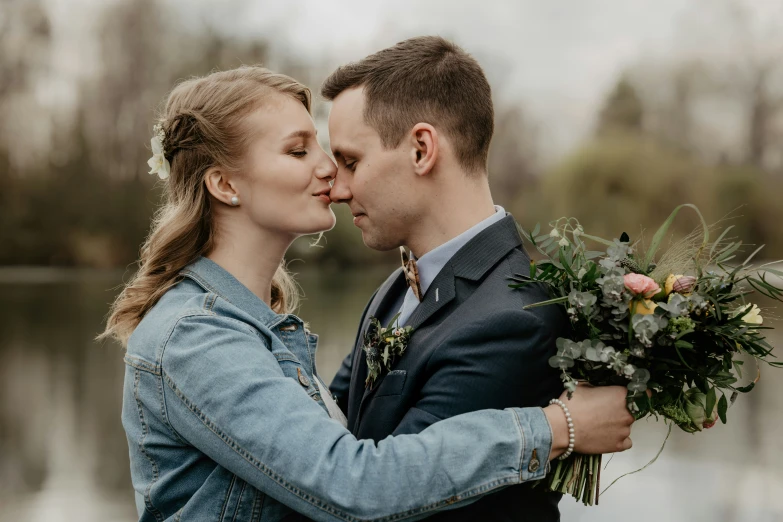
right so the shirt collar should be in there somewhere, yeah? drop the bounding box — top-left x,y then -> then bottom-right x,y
413,205 -> 506,295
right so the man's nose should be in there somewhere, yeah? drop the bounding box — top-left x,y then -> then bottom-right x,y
329,169 -> 352,203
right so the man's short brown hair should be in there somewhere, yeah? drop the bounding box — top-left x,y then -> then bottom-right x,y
321,36 -> 494,174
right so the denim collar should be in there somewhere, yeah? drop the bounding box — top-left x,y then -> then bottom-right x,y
180,256 -> 289,328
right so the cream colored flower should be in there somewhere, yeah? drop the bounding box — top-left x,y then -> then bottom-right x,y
558,237 -> 569,247
147,135 -> 170,180
739,304 -> 763,325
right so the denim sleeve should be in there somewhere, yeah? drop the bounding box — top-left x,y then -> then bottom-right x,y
160,313 -> 552,522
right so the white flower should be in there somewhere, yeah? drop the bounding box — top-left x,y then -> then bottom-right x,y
147,135 -> 171,180
549,228 -> 560,238
738,304 -> 763,325
559,237 -> 569,248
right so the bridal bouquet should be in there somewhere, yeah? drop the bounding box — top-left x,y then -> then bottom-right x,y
512,204 -> 782,505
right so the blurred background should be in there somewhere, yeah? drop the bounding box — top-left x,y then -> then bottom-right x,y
1,0 -> 782,520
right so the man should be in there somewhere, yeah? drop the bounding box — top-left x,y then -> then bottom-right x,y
326,36 -> 568,521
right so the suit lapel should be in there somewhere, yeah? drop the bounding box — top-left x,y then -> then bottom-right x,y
350,269 -> 406,431
352,215 -> 525,432
406,263 -> 456,330
356,263 -> 457,427
405,214 -> 523,330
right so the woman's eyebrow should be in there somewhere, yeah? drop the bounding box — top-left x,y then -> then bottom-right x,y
282,129 -> 316,141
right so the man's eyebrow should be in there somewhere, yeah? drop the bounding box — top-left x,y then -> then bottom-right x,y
282,129 -> 316,141
331,146 -> 356,161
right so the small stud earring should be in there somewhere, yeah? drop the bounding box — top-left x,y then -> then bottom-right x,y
230,196 -> 239,206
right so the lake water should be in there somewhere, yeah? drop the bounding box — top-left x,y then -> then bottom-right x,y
0,267 -> 781,522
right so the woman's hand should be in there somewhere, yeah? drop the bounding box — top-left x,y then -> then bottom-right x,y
545,385 -> 635,459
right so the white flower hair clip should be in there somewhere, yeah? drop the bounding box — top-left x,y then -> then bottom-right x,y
147,123 -> 171,180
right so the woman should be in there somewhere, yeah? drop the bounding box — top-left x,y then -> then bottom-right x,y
101,66 -> 633,521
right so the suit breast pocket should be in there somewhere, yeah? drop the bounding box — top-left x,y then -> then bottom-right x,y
374,370 -> 407,398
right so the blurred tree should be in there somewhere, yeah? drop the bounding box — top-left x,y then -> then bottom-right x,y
533,133 -> 783,257
597,76 -> 644,135
0,0 -> 52,168
741,58 -> 783,169
488,105 -> 538,208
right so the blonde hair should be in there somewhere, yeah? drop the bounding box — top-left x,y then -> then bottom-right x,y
100,66 -> 309,346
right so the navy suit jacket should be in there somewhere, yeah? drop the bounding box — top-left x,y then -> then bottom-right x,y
330,214 -> 569,521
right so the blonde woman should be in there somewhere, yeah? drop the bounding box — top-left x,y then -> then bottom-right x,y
102,66 -> 634,521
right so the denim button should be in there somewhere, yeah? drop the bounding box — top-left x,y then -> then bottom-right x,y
528,449 -> 541,473
297,368 -> 310,387
312,393 -> 321,402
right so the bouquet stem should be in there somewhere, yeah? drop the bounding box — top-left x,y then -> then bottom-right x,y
545,453 -> 602,506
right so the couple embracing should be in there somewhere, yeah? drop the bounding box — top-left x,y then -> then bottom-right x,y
103,36 -> 635,521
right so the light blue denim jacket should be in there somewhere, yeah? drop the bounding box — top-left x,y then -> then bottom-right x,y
122,257 -> 553,521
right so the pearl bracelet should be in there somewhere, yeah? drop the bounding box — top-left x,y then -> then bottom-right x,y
548,398 -> 575,460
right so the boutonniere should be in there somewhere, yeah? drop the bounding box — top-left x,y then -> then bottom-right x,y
363,314 -> 413,389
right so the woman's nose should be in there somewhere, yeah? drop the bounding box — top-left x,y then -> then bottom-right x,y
316,156 -> 337,182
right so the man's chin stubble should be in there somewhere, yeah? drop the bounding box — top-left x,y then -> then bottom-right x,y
362,233 -> 403,253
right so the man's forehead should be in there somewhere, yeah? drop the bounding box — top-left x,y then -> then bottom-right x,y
328,88 -> 374,154
329,87 -> 366,125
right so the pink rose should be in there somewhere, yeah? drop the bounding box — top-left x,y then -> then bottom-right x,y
623,273 -> 661,298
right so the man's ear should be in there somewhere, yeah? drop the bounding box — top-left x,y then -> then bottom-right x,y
204,167 -> 239,206
409,123 -> 439,177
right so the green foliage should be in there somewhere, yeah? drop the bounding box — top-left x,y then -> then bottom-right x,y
532,134 -> 783,258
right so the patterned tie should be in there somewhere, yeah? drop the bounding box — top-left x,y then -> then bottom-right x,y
400,246 -> 422,301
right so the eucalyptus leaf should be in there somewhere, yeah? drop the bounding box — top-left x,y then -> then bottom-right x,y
532,223 -> 541,238
705,387 -> 716,418
717,394 -> 728,424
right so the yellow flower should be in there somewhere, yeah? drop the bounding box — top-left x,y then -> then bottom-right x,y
740,304 -> 763,325
630,299 -> 657,315
664,274 -> 684,295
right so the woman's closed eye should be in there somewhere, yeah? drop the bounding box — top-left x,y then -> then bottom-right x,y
289,148 -> 308,158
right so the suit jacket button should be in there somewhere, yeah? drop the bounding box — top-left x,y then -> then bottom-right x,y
297,368 -> 311,387
528,449 -> 541,473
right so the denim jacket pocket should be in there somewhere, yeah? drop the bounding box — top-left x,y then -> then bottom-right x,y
374,369 -> 407,397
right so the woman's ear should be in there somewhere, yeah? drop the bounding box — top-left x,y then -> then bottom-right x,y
409,123 -> 439,177
204,167 -> 240,206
